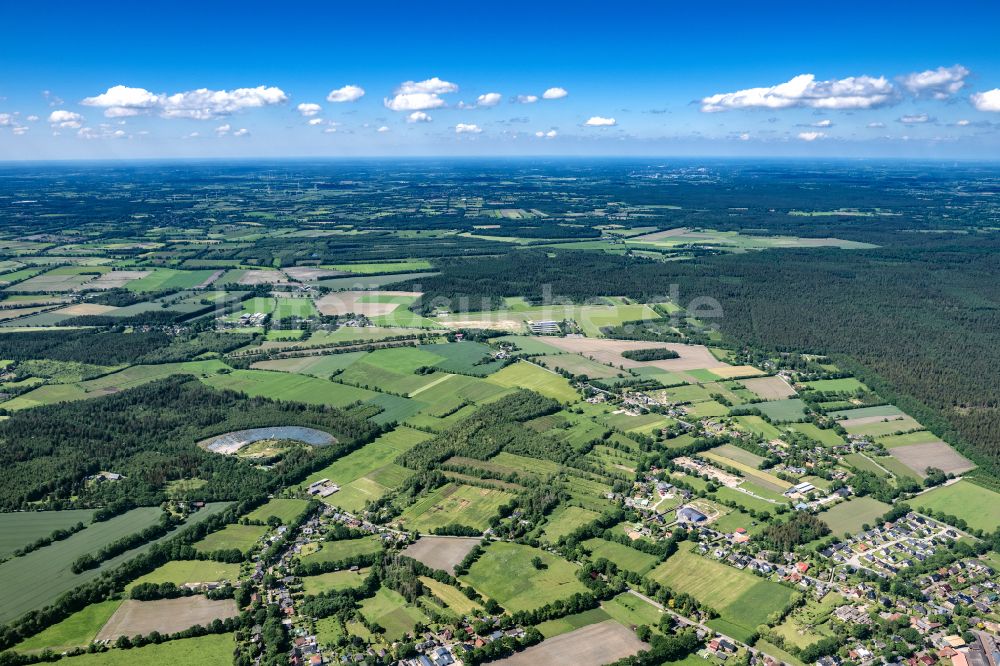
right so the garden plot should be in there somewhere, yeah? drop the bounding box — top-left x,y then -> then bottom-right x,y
403,535 -> 482,574
95,596 -> 238,641
742,375 -> 796,400
889,442 -> 974,477
315,290 -> 421,316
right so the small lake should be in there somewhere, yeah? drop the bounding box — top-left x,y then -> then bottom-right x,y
199,426 -> 335,454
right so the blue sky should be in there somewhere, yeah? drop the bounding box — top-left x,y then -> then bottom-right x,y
2,1 -> 1000,159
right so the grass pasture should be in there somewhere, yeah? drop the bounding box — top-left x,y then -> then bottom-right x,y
359,587 -> 429,641
13,600 -> 122,653
583,538 -> 659,574
818,496 -> 891,536
199,369 -> 375,408
245,498 -> 310,525
193,524 -> 268,554
754,399 -> 807,423
397,483 -> 514,533
487,361 -> 579,402
0,509 -> 94,558
44,633 -> 234,665
301,536 -> 383,565
302,569 -> 370,595
462,541 -> 589,613
915,481 -> 1000,532
419,576 -> 483,615
542,506 -> 601,542
125,560 -> 241,591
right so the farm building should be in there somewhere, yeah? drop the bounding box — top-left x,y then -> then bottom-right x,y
677,506 -> 708,523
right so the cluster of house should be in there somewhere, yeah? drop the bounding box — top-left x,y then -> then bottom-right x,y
918,559 -> 999,618
822,513 -> 960,577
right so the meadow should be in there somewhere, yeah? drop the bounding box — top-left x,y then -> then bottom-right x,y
193,523 -> 268,554
301,536 -> 383,564
124,560 -> 241,591
359,587 -> 430,641
44,633 -> 235,665
486,361 -> 579,402
541,506 -> 601,542
914,481 -> 1000,532
817,497 -> 891,536
582,538 -> 659,574
244,498 -> 310,524
13,599 -> 122,653
302,569 -> 370,595
396,483 -> 514,533
0,508 -> 94,558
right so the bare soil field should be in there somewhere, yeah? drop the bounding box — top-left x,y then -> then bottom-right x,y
75,271 -> 150,290
95,596 -> 238,640
402,535 -> 481,574
439,318 -> 525,332
195,269 -> 224,288
284,266 -> 349,281
709,365 -> 765,379
316,290 -> 420,316
631,227 -> 691,242
742,376 -> 796,399
238,270 -> 290,285
890,442 -> 975,477
840,414 -> 906,428
54,303 -> 120,316
493,620 -> 647,666
538,337 -> 719,372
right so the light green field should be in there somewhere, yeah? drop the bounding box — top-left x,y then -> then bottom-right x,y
487,361 -> 578,402
397,483 -> 514,533
125,560 -> 241,591
542,506 -> 601,542
536,608 -> 612,638
126,268 -> 217,292
359,586 -> 430,640
843,417 -> 922,438
536,354 -> 620,379
273,297 -> 318,320
818,497 -> 891,535
878,430 -> 942,448
734,416 -> 783,441
302,569 -> 370,595
193,524 -> 268,554
754,399 -> 807,423
803,378 -> 868,393
14,599 -> 122,653
327,260 -> 434,274
648,547 -> 796,642
915,481 -> 1000,532
301,536 -> 383,564
245,498 -> 310,524
829,405 -> 905,420
199,369 -> 375,407
419,576 -> 483,615
0,509 -> 94,558
49,633 -> 234,665
252,351 -> 368,377
601,592 -> 664,629
583,538 -> 659,574
783,422 -> 845,448
461,541 -> 589,613
773,593 -> 842,648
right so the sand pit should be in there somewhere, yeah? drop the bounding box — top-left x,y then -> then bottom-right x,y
494,620 -> 648,666
96,596 -> 238,640
890,442 -> 975,477
316,290 -> 420,316
742,375 -> 796,399
537,337 -> 719,372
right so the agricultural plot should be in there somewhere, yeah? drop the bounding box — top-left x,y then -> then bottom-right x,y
487,361 -> 578,402
419,575 -> 483,616
272,297 -> 318,320
418,341 -> 507,375
536,608 -> 612,638
889,442 -> 974,477
741,376 -> 796,400
601,592 -> 664,629
301,536 -> 383,564
542,506 -> 601,542
803,377 -> 868,393
95,596 -> 238,641
754,399 -> 807,423
302,569 -> 370,595
360,586 -> 430,641
818,497 -> 891,536
829,405 -> 905,420
582,538 -> 659,574
403,536 -> 482,574
396,483 -> 514,533
315,290 -> 420,317
462,542 -> 589,613
536,353 -> 621,379
252,351 -> 367,377
126,268 -> 218,292
439,302 -> 660,337
125,560 -> 241,591
193,523 -> 268,554
0,508 -> 94,558
536,336 -> 720,372
199,369 -> 376,407
245,498 -> 310,524
42,633 -> 234,666
878,430 -> 943,448
649,547 -> 796,642
493,620 -> 648,666
13,599 -> 122,654
783,422 -> 845,448
915,481 -> 1000,532
326,260 -> 434,274
843,416 -> 923,438
707,443 -> 766,468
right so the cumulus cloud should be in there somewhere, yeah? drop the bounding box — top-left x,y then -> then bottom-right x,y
516,94 -> 539,104
475,92 -> 501,107
584,116 -> 616,126
81,84 -> 287,119
0,113 -> 14,126
455,123 -> 482,134
215,123 -> 231,135
384,77 -> 458,111
797,131 -> 826,141
377,125 -> 390,133
26,115 -> 39,122
13,126 -> 28,135
701,74 -> 895,112
955,119 -> 971,126
407,111 -> 432,123
812,119 -> 833,127
307,118 -> 325,126
899,65 -> 969,99
867,121 -> 886,128
542,87 -> 568,99
297,103 -> 322,117
326,85 -> 365,103
534,129 -> 557,138
233,128 -> 250,137
897,113 -> 930,124
48,110 -> 84,128
738,132 -> 750,141
970,89 -> 1000,112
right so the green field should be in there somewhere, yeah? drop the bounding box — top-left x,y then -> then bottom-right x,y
583,538 -> 659,574
601,592 -> 664,629
541,506 -> 601,542
49,633 -> 234,665
734,416 -> 783,441
244,498 -> 310,525
648,547 -> 796,641
754,399 -> 807,423
783,422 -> 845,448
536,607 -> 612,638
193,523 -> 268,554
461,541 -> 589,613
878,430 -> 943,448
817,496 -> 891,536
419,576 -> 483,615
124,560 -> 241,591
0,509 -> 94,558
803,378 -> 867,393
327,260 -> 434,274
302,569 -> 370,595
487,361 -> 579,402
536,353 -> 620,379
273,297 -> 318,320
359,586 -> 430,641
301,536 -> 383,564
397,483 -> 514,533
199,368 -> 375,407
14,599 -> 122,653
915,481 -> 1000,532
126,268 -> 217,292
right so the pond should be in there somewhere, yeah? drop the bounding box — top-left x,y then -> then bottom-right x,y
199,426 -> 336,454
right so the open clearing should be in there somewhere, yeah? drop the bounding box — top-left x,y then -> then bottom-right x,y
915,481 -> 1000,532
493,620 -> 647,666
402,535 -> 481,574
13,599 -> 122,653
359,586 -> 429,641
889,442 -> 975,477
302,569 -> 370,595
95,596 -> 238,640
462,541 -> 589,613
245,498 -> 310,524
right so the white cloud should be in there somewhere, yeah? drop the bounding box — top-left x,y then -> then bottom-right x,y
867,121 -> 886,128
812,119 -> 833,127
377,125 -> 390,133
185,131 -> 200,139
13,126 -> 28,135
455,123 -> 482,134
215,123 -> 231,135
323,127 -> 337,133
738,132 -> 750,141
233,128 -> 249,137
384,78 -> 458,112
701,74 -> 895,112
956,119 -> 971,126
516,95 -> 539,104
297,103 -> 322,117
308,118 -> 324,126
48,110 -> 83,128
897,113 -> 930,124
542,87 -> 568,99
475,92 -> 502,107
326,85 -> 365,103
797,131 -> 825,141
534,129 -> 557,138
899,65 -> 969,99
585,116 -> 616,126
970,89 -> 1000,112
0,113 -> 14,126
26,115 -> 39,122
81,84 -> 287,119
407,111 -> 432,123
